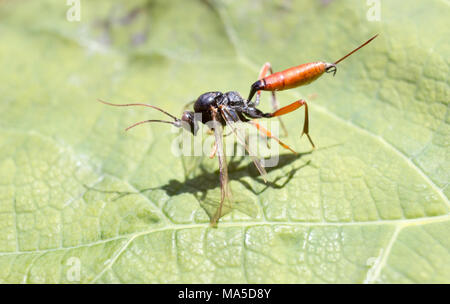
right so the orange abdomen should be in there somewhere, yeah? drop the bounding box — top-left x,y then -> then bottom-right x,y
263,61 -> 326,91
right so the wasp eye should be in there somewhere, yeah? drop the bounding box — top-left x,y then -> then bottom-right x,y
181,111 -> 192,123
180,111 -> 198,135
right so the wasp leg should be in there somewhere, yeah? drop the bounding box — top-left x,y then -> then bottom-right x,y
220,105 -> 268,182
244,98 -> 313,147
209,142 -> 218,159
208,129 -> 234,159
249,120 -> 297,154
254,62 -> 272,106
266,99 -> 315,148
252,62 -> 288,136
210,107 -> 231,227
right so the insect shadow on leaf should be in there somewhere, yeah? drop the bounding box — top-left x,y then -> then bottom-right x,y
82,152 -> 308,199
83,151 -> 311,223
83,142 -> 342,224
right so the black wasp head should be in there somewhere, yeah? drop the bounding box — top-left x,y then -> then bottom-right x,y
180,110 -> 199,135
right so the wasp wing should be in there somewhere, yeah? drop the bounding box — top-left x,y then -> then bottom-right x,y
182,99 -> 196,111
220,107 -> 268,183
210,109 -> 232,226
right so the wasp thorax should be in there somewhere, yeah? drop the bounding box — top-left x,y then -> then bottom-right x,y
194,91 -> 222,112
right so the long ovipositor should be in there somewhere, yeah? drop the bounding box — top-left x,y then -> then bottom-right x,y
247,34 -> 378,101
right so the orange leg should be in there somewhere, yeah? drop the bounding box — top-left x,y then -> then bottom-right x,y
269,99 -> 315,149
255,62 -> 288,136
250,121 -> 297,154
255,63 -> 273,106
209,142 -> 218,159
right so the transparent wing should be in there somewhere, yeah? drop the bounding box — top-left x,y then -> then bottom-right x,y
220,106 -> 268,182
182,99 -> 196,111
210,109 -> 232,226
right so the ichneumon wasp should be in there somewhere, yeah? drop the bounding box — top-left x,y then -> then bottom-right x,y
99,34 -> 378,226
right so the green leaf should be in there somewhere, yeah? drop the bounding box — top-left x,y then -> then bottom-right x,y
0,0 -> 448,283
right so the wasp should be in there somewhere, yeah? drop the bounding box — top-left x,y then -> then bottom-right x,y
99,34 -> 378,226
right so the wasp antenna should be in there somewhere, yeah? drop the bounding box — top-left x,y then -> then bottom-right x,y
97,99 -> 179,121
125,119 -> 180,131
333,34 -> 378,65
